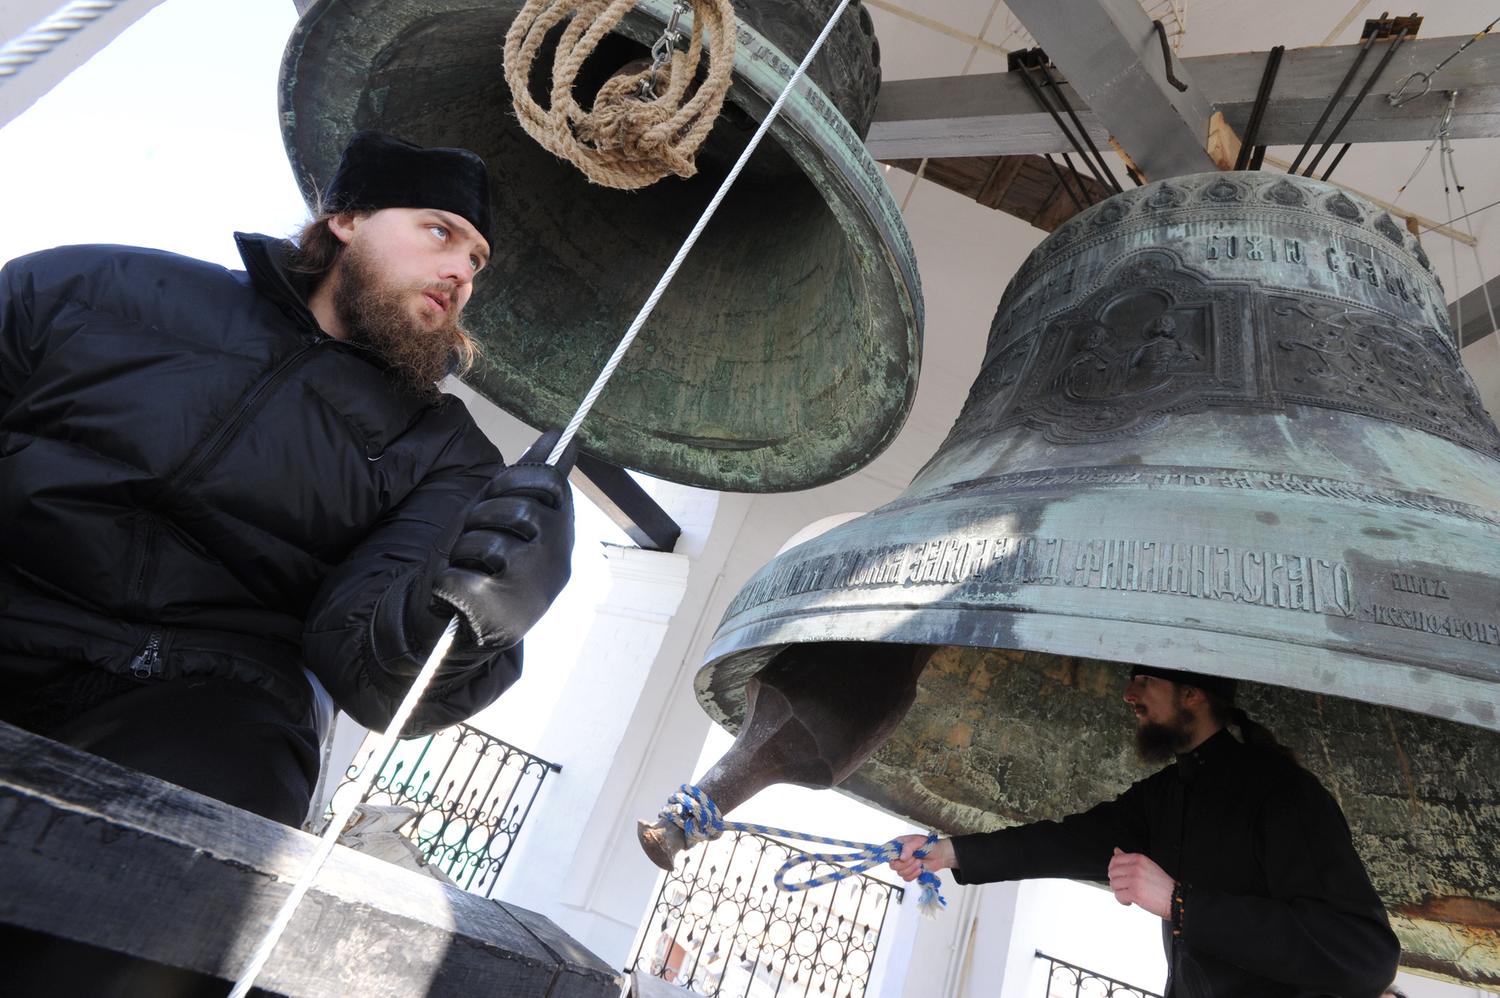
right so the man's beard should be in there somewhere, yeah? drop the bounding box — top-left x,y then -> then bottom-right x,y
1134,707 -> 1195,763
333,244 -> 473,397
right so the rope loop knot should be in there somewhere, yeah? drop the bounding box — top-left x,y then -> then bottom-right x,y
503,0 -> 737,190
658,784 -> 948,917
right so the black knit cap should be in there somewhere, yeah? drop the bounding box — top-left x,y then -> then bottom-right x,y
322,131 -> 493,244
1131,665 -> 1238,703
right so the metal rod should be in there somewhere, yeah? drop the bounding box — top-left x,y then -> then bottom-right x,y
1288,31 -> 1375,174
1058,152 -> 1096,207
1036,61 -> 1121,192
1042,153 -> 1086,212
1015,60 -> 1096,205
1318,142 -> 1353,182
1303,28 -> 1409,177
1152,19 -> 1188,91
1235,45 -> 1283,171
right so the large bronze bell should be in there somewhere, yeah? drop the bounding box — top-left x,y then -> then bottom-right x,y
280,0 -> 921,491
661,173 -> 1500,984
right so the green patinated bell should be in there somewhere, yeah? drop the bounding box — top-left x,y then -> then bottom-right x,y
280,0 -> 920,491
694,174 -> 1500,984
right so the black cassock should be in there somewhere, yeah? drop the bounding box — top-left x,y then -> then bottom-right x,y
949,728 -> 1399,998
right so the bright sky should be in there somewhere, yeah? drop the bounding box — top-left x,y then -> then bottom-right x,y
0,1 -> 306,267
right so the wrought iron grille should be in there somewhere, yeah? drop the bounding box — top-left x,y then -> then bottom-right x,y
630,829 -> 904,998
329,721 -> 559,897
1036,951 -> 1164,998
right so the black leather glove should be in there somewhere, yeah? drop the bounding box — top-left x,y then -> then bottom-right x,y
368,430 -> 578,682
431,430 -> 578,649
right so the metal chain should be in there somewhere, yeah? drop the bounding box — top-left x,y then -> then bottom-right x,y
640,0 -> 692,97
1387,13 -> 1500,107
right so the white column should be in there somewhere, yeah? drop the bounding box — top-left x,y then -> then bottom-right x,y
490,539 -> 697,955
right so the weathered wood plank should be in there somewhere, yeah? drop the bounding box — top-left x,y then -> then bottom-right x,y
867,34 -> 1500,161
0,721 -> 619,998
887,155 -> 1110,232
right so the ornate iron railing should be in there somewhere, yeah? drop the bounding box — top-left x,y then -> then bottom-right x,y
329,721 -> 560,897
631,829 -> 904,998
1037,951 -> 1164,998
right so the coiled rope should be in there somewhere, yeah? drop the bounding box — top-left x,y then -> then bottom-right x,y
231,0 -> 858,992
659,785 -> 949,917
504,0 -> 736,189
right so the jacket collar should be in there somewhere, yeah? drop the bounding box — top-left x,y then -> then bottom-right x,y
1173,726 -> 1238,784
234,232 -> 325,338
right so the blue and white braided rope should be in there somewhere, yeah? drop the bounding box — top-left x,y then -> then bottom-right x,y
659,785 -> 949,917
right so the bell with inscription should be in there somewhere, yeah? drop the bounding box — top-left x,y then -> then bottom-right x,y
644,173 -> 1500,984
280,0 -> 920,491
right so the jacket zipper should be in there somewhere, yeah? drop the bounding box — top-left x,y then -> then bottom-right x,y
162,342 -> 320,498
130,629 -> 164,679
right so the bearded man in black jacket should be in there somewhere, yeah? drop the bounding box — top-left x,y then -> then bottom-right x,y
890,666 -> 1400,997
0,132 -> 575,829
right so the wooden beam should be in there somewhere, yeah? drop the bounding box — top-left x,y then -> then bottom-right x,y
866,34 -> 1500,162
887,155 -> 1110,232
1002,0 -> 1219,179
0,721 -> 620,997
572,454 -> 681,553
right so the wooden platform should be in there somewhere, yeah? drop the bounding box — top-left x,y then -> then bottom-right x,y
0,720 -> 621,998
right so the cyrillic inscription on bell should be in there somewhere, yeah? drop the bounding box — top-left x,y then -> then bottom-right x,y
683,173 -> 1500,984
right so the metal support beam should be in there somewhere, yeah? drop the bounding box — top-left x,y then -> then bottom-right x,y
867,34 -> 1500,163
1002,0 -> 1217,179
571,454 -> 681,553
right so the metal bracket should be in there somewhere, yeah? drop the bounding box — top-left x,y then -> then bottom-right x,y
572,453 -> 682,553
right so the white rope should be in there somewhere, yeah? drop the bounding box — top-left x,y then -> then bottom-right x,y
227,619 -> 458,997
1439,114 -> 1497,343
548,0 -> 857,466
1436,100 -> 1463,343
233,0 -> 855,988
0,0 -> 122,80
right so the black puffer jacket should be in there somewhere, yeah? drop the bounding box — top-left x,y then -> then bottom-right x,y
0,233 -> 519,735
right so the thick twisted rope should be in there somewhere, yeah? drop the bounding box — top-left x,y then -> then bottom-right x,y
504,0 -> 736,189
660,785 -> 949,917
232,1 -> 857,989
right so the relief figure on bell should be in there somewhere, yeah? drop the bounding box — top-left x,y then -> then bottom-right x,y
1055,291 -> 1207,402
1055,322 -> 1123,399
1126,313 -> 1202,393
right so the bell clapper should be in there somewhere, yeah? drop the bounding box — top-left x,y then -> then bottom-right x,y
638,642 -> 931,870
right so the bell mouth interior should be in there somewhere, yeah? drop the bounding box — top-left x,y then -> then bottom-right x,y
283,0 -> 918,491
